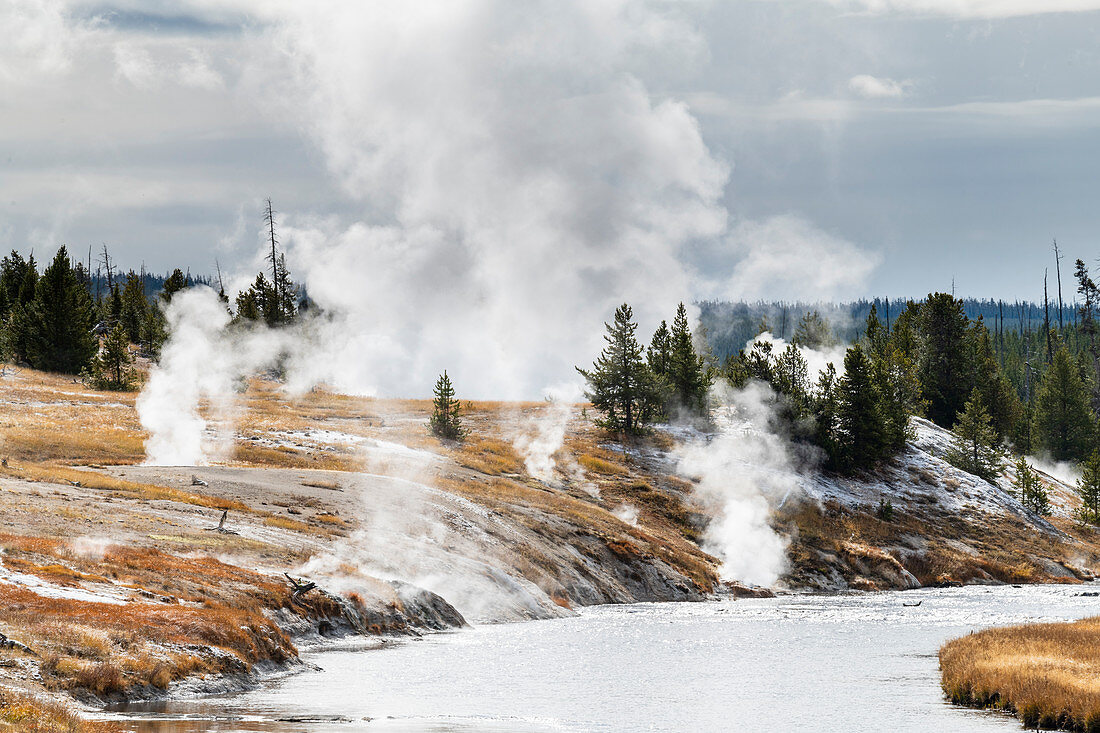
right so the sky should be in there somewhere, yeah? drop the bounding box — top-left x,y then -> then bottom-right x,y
4,0 -> 1100,306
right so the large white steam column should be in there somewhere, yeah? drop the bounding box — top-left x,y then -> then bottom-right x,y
137,287 -> 233,466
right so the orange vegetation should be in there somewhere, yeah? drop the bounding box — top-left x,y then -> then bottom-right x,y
940,616 -> 1100,731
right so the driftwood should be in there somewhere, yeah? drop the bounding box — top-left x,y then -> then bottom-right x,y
204,509 -> 239,535
0,633 -> 36,656
285,573 -> 317,600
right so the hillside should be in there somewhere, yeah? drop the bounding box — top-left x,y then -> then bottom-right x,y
1,366 -> 1100,726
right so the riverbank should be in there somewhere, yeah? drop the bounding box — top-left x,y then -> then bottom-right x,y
4,365 -> 1100,728
104,586 -> 1100,732
941,615 -> 1100,731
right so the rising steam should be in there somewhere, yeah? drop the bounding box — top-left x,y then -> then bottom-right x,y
676,381 -> 802,587
132,2 -> 879,594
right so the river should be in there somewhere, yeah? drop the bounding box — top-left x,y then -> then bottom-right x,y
103,584 -> 1100,732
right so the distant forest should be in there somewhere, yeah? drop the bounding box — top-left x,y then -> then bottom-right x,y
699,299 -> 1079,361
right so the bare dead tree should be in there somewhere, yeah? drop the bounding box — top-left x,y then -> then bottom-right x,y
1044,269 -> 1053,364
284,573 -> 317,600
1054,238 -> 1064,330
264,198 -> 280,319
99,244 -> 114,290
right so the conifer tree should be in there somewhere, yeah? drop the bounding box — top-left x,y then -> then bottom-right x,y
1077,451 -> 1100,524
970,321 -> 1022,445
22,247 -> 96,373
792,310 -> 835,349
86,323 -> 135,391
160,268 -> 188,302
647,320 -> 672,378
1033,346 -> 1095,462
1013,457 -> 1050,516
577,303 -> 660,434
835,344 -> 885,471
119,273 -> 148,344
917,292 -> 973,427
873,346 -> 922,454
946,389 -> 1004,483
667,302 -> 710,414
429,370 -> 465,440
863,304 -> 887,358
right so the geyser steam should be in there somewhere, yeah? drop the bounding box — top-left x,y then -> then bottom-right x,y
676,382 -> 801,586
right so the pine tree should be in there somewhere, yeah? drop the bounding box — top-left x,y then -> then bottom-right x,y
969,321 -> 1022,445
873,346 -> 922,454
667,302 -> 710,414
429,370 -> 465,440
22,247 -> 97,374
835,344 -> 886,471
917,292 -> 973,427
86,323 -> 135,391
161,268 -> 188,302
1077,451 -> 1100,524
647,320 -> 672,378
577,303 -> 660,434
792,310 -> 835,349
946,389 -> 1004,483
1013,457 -> 1050,516
1033,346 -> 1095,462
863,304 -> 887,359
119,273 -> 149,345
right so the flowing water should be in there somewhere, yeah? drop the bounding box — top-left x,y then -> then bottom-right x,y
103,584 -> 1100,732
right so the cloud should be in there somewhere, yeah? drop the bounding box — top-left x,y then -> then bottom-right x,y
848,74 -> 910,99
0,0 -> 84,83
114,41 -> 225,90
821,0 -> 1100,18
711,214 -> 882,302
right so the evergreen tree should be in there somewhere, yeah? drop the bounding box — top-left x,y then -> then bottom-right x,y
577,303 -> 661,434
86,323 -> 135,391
874,346 -> 923,454
946,389 -> 1004,483
647,320 -> 672,378
21,247 -> 97,373
429,370 -> 465,440
119,272 -> 149,345
917,292 -> 973,427
667,302 -> 710,414
792,310 -> 835,349
834,344 -> 886,471
970,321 -> 1022,445
863,304 -> 887,359
1033,346 -> 1095,462
161,268 -> 188,302
234,286 -> 263,322
1077,451 -> 1100,524
270,253 -> 298,325
1013,457 -> 1050,516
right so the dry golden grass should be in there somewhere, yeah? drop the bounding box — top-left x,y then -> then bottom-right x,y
0,462 -> 249,513
779,500 -> 1087,589
941,616 -> 1100,730
577,454 -> 630,476
0,687 -> 112,733
0,533 -> 347,697
452,435 -> 525,475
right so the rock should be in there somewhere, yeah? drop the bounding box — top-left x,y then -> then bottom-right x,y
719,581 -> 776,599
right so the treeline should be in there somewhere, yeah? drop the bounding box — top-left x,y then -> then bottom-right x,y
577,303 -> 711,434
0,201 -> 308,388
699,298 -> 1078,363
582,288 -> 1100,489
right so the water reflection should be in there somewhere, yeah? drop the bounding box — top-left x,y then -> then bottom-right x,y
101,585 -> 1099,733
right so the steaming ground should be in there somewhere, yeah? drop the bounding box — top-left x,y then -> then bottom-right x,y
4,366 -> 1100,715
